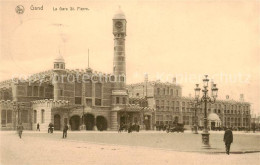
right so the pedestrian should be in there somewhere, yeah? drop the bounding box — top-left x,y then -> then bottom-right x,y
50,123 -> 54,133
48,123 -> 51,133
223,127 -> 233,155
36,123 -> 40,131
17,123 -> 24,139
63,123 -> 69,138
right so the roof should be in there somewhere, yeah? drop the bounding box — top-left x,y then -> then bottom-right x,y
54,55 -> 65,63
113,7 -> 126,19
208,113 -> 221,121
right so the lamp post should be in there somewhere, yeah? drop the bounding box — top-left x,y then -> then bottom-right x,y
189,101 -> 200,134
194,75 -> 218,148
13,102 -> 24,129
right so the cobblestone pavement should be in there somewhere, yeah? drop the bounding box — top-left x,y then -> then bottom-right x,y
0,131 -> 259,165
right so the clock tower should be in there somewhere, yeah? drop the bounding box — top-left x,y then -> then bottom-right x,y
112,7 -> 127,90
110,7 -> 128,131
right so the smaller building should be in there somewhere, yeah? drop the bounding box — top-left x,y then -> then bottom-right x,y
127,80 -> 251,130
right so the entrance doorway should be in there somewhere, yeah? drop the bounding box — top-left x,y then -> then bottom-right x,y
96,116 -> 108,131
84,113 -> 95,130
54,114 -> 61,130
120,116 -> 127,125
144,115 -> 151,130
211,121 -> 216,130
70,115 -> 80,131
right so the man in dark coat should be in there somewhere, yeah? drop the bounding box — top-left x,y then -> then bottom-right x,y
17,123 -> 24,139
36,123 -> 40,131
63,123 -> 69,138
223,127 -> 233,155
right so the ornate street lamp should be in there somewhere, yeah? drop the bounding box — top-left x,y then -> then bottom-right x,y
194,75 -> 218,148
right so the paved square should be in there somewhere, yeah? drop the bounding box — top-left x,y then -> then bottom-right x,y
1,131 -> 259,165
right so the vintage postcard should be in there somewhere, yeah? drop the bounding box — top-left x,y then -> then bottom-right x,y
0,0 -> 259,165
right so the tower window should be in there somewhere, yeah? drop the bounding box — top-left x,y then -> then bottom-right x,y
60,90 -> 63,96
116,97 -> 120,104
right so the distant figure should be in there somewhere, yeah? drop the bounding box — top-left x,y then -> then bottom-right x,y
48,123 -> 54,133
63,123 -> 69,138
17,123 -> 24,139
223,127 -> 233,155
36,123 -> 40,131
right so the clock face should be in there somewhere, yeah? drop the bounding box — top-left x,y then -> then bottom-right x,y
115,22 -> 123,30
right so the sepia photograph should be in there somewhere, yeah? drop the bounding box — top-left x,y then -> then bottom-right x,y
0,0 -> 259,164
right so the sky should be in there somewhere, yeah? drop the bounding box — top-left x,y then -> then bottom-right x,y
0,0 -> 259,114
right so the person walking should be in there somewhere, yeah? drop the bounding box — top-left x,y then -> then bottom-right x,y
17,123 -> 24,139
63,123 -> 69,139
223,127 -> 233,155
36,123 -> 40,131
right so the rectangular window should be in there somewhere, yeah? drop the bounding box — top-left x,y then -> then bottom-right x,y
116,97 -> 120,104
95,83 -> 102,98
75,97 -> 82,104
33,86 -> 38,96
39,86 -> 44,97
157,88 -> 160,95
21,110 -> 28,123
122,97 -> 126,104
95,98 -> 101,106
75,83 -> 82,96
27,86 -> 32,96
7,110 -> 12,123
85,83 -> 92,97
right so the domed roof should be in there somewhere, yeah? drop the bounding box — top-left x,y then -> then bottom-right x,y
113,7 -> 126,19
208,113 -> 221,121
54,55 -> 65,63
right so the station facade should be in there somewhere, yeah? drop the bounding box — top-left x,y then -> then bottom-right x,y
0,8 -> 154,131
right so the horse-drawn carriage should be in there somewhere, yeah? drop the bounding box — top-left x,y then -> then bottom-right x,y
166,123 -> 185,133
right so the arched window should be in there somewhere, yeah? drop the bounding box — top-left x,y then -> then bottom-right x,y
34,110 -> 37,124
33,86 -> 38,96
21,110 -> 28,123
41,109 -> 45,123
1,110 -> 7,127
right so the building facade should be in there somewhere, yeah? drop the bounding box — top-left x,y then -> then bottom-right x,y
127,81 -> 251,130
0,8 -> 154,131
